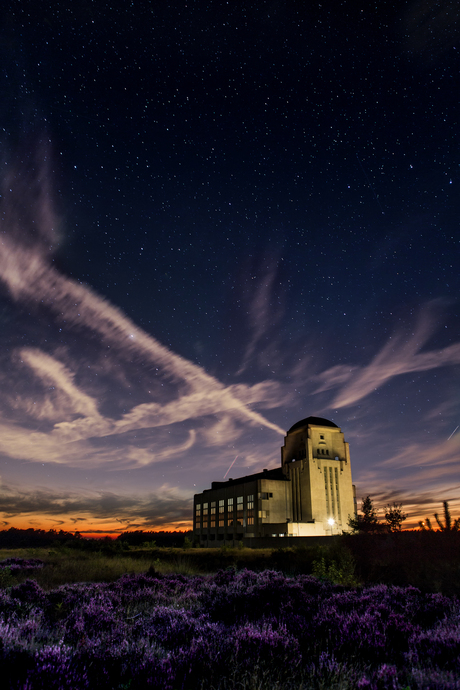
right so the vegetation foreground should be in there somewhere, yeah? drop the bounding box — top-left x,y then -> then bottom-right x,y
0,549 -> 460,689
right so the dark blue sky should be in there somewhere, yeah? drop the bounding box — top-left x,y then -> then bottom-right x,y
0,1 -> 459,534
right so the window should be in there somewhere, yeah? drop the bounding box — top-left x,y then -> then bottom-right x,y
227,497 -> 234,526
259,492 -> 273,500
247,494 -> 254,525
210,502 -> 216,528
236,496 -> 244,525
202,502 -> 208,529
195,504 -> 201,529
329,467 -> 335,515
324,471 -> 329,516
320,435 -> 324,439
335,467 -> 341,516
258,510 -> 269,519
218,499 -> 225,527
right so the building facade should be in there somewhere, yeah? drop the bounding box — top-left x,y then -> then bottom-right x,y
193,416 -> 356,546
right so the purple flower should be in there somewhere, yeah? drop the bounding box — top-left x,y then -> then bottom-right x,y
11,580 -> 45,605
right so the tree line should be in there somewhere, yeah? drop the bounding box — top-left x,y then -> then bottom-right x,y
349,497 -> 460,533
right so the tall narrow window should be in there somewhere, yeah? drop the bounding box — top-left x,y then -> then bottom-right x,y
236,496 -> 244,525
195,503 -> 201,529
324,471 -> 329,516
202,503 -> 208,529
210,502 -> 216,528
227,497 -> 234,527
218,499 -> 225,527
335,467 -> 341,517
247,494 -> 254,525
329,467 -> 335,516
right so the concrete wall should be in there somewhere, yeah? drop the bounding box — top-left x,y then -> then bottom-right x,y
243,534 -> 344,549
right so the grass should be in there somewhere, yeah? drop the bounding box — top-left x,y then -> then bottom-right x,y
0,545 -> 280,589
1,548 -> 164,589
2,530 -> 460,593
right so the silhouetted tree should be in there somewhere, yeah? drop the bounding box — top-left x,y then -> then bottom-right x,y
419,501 -> 460,532
348,496 -> 382,534
384,502 -> 408,532
435,501 -> 460,531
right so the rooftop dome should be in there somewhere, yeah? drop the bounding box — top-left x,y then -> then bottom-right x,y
287,416 -> 339,433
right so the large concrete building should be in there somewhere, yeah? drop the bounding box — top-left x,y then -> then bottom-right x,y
193,416 -> 356,546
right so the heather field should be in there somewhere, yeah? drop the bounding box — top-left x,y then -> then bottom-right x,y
1,543 -> 460,689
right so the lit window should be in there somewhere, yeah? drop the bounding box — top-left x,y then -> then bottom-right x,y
227,497 -> 234,526
195,503 -> 201,529
210,502 -> 216,528
237,496 -> 244,525
247,494 -> 254,526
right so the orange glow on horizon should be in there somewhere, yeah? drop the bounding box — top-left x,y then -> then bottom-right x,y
0,515 -> 193,537
0,512 -> 443,536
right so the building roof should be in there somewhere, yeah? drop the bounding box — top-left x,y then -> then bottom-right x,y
204,466 -> 286,492
287,416 -> 339,433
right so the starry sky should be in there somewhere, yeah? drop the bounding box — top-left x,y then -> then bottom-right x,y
0,0 -> 459,536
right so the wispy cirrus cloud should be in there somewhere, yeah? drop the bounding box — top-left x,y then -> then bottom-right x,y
382,435 -> 460,470
0,483 -> 193,532
315,301 -> 460,408
18,348 -> 102,420
236,254 -> 286,375
0,146 -> 286,473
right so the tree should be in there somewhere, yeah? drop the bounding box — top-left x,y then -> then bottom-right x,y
348,496 -> 381,534
419,501 -> 460,532
384,502 -> 408,532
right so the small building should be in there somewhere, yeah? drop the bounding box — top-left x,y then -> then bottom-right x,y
193,416 -> 357,546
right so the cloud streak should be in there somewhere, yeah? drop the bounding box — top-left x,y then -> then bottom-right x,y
236,253 -> 286,375
0,241 -> 285,434
316,301 -> 460,408
0,146 -> 286,474
0,483 -> 192,532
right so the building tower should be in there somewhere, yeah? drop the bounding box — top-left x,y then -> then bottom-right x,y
280,416 -> 356,535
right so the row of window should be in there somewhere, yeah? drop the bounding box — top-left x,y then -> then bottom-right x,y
195,493 -> 272,517
195,495 -> 259,529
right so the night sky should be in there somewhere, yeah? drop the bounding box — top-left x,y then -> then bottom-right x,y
0,1 -> 459,535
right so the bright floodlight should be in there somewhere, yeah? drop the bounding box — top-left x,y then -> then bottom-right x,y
327,518 -> 335,526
